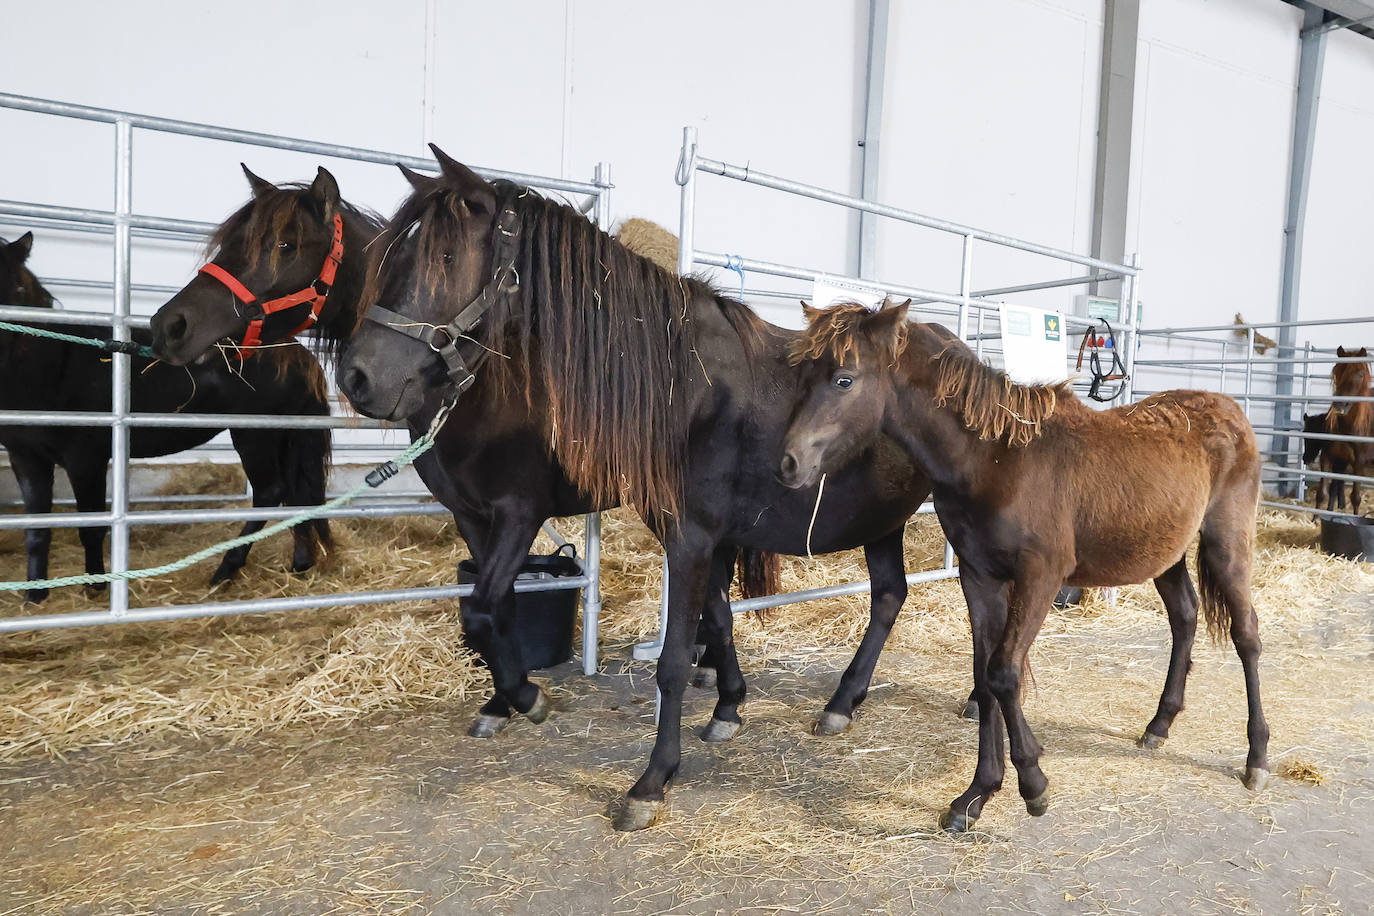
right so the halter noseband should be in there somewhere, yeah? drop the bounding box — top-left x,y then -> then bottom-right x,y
360,198 -> 521,394
198,212 -> 345,357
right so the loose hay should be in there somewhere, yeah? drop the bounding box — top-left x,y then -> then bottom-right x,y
1279,759 -> 1326,786
4,468 -> 1370,777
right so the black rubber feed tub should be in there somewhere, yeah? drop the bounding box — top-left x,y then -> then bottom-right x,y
457,544 -> 583,669
1319,514 -> 1374,562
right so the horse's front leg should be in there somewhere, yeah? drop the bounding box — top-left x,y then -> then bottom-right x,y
614,529 -> 714,831
814,527 -> 908,735
458,505 -> 548,737
941,567 -> 1010,832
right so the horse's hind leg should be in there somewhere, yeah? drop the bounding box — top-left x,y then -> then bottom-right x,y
68,460 -> 111,596
697,544 -> 748,743
1139,557 -> 1198,749
941,567 -> 1010,833
814,527 -> 907,736
1199,507 -> 1270,790
8,448 -> 55,603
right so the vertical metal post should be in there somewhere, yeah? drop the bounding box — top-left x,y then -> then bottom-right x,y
675,126 -> 698,277
1243,327 -> 1255,417
957,234 -> 973,339
1297,340 -> 1313,503
1275,4 -> 1327,485
1090,0 -> 1140,300
1121,254 -> 1140,403
1218,340 -> 1229,395
581,512 -> 601,676
110,118 -> 133,617
975,304 -> 986,361
856,0 -> 889,280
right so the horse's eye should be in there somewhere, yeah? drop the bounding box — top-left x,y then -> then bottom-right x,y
833,374 -> 854,391
277,240 -> 293,251
442,252 -> 454,265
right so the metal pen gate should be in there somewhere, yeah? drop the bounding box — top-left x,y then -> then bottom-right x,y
635,126 -> 1143,660
0,93 -> 612,676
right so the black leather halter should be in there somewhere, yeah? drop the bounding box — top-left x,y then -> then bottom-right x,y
362,198 -> 521,394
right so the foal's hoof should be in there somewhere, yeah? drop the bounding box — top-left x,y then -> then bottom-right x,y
690,666 -> 718,690
612,797 -> 663,832
1137,732 -> 1166,750
83,583 -> 108,598
1243,767 -> 1270,792
1025,787 -> 1051,817
523,686 -> 552,724
208,565 -> 239,586
939,808 -> 977,834
699,717 -> 742,743
467,713 -> 511,739
960,698 -> 980,720
812,711 -> 852,736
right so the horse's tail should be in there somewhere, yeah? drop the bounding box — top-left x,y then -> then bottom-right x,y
1196,537 -> 1234,646
736,549 -> 781,602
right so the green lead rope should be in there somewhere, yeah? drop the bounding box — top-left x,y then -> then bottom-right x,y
0,320 -> 158,358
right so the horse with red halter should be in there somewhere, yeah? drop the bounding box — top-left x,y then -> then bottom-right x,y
0,231 -> 331,602
1325,346 -> 1373,515
148,164 -> 926,748
333,146 -> 949,831
779,301 -> 1269,832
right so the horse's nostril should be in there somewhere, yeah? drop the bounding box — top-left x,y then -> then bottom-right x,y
780,452 -> 798,477
164,313 -> 187,344
341,366 -> 369,399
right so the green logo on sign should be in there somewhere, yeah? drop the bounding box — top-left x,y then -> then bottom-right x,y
1044,314 -> 1061,341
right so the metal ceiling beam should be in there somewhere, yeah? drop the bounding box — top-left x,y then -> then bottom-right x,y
856,0 -> 889,280
1274,3 -> 1329,491
1090,0 -> 1140,298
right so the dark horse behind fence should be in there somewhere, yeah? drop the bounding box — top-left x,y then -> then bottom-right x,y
778,301 -> 1269,832
148,165 -> 793,739
0,231 -> 331,604
150,161 -> 943,760
1325,346 -> 1373,515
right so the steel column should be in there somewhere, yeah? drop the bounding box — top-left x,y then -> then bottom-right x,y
1090,0 -> 1139,298
856,0 -> 889,280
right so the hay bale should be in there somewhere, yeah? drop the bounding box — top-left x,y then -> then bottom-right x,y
616,218 -> 680,273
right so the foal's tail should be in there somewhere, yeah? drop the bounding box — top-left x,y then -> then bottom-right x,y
1196,537 -> 1234,646
737,549 -> 781,602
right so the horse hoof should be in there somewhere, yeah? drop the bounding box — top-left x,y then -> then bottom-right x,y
700,717 -> 742,743
1025,788 -> 1050,817
812,711 -> 852,736
290,559 -> 315,574
24,590 -> 49,606
208,566 -> 238,585
612,797 -> 662,832
960,699 -> 979,720
523,686 -> 552,724
467,714 -> 510,739
1243,767 -> 1269,792
1137,732 -> 1166,750
83,583 -> 108,598
690,667 -> 718,690
939,808 -> 977,834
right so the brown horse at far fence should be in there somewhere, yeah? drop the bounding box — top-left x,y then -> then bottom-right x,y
779,301 -> 1269,833
1325,346 -> 1373,515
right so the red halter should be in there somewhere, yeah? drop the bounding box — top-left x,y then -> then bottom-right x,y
198,212 -> 344,357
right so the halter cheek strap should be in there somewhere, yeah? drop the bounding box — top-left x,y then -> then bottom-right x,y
361,199 -> 521,395
198,212 -> 345,357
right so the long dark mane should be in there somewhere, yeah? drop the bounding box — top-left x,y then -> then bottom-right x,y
367,182 -> 767,525
206,186 -> 384,359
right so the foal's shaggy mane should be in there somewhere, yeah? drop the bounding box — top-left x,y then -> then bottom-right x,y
795,302 -> 1068,448
1327,351 -> 1373,438
366,179 -> 768,526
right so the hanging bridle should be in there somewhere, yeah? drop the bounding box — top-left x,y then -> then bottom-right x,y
198,212 -> 345,357
360,197 -> 521,395
1075,317 -> 1130,402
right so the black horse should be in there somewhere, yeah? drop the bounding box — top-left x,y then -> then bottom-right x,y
333,147 -> 941,831
0,231 -> 331,603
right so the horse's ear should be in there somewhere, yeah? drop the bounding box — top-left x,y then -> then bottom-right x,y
867,298 -> 910,344
8,231 -> 34,261
428,143 -> 495,215
800,300 -> 824,324
1338,346 -> 1349,357
308,166 -> 341,221
397,163 -> 433,192
1360,347 -> 1369,357
241,163 -> 276,198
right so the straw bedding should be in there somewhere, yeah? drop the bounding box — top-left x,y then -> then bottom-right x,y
0,471 -> 1368,771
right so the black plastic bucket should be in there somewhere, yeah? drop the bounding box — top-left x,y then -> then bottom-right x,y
1319,514 -> 1374,562
457,544 -> 583,669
